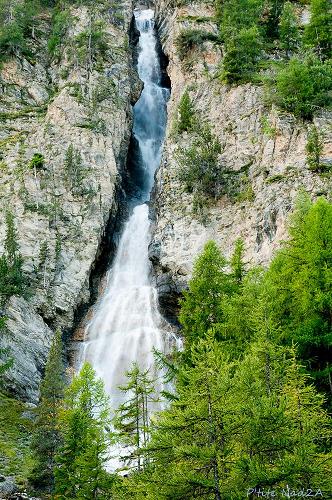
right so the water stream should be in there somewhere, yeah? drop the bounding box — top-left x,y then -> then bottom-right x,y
80,9 -> 172,417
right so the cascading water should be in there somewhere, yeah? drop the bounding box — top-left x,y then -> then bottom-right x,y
80,10 -> 172,418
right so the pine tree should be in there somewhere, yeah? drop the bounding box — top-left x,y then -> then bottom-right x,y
279,2 -> 300,58
222,27 -> 262,83
30,329 -> 65,491
133,334 -> 238,500
179,241 -> 231,348
230,238 -> 246,285
306,125 -> 323,171
54,362 -> 117,499
176,90 -> 195,134
114,363 -> 157,472
266,196 -> 332,405
0,210 -> 25,303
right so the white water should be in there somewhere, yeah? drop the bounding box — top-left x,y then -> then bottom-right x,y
80,10 -> 172,414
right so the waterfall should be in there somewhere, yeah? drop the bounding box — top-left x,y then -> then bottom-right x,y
80,10 -> 172,417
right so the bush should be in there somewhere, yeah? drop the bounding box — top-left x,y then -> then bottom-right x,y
0,22 -> 26,60
274,57 -> 332,119
177,124 -> 223,198
48,9 -> 72,56
222,27 -> 262,83
175,29 -> 218,60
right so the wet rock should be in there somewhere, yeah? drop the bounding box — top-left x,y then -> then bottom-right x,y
0,1 -> 140,401
0,476 -> 17,498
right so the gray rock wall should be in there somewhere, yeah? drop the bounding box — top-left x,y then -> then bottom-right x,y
151,0 -> 332,317
0,1 -> 140,401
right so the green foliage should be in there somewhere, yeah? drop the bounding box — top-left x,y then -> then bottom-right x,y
0,317 -> 13,382
177,123 -> 223,198
219,0 -> 264,40
129,334 -> 332,499
0,21 -> 26,60
266,196 -> 332,401
174,90 -> 196,134
30,329 -> 65,491
279,1 -> 300,57
262,0 -> 285,40
0,392 -> 34,484
222,26 -> 262,84
274,57 -> 332,119
48,9 -> 72,56
230,238 -> 246,284
306,125 -> 324,171
114,363 -> 157,471
0,210 -> 26,304
175,29 -> 218,60
305,0 -> 332,59
54,362 -> 117,499
0,0 -> 44,61
74,22 -> 109,69
179,241 -> 231,348
28,153 -> 44,171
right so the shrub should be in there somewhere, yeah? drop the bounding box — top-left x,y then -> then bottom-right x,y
175,29 -> 218,60
222,27 -> 263,84
177,124 -> 223,198
274,57 -> 332,119
48,9 -> 72,56
0,22 -> 26,60
28,153 -> 45,171
219,0 -> 264,40
279,1 -> 300,57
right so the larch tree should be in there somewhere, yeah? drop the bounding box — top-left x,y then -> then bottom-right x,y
54,362 -> 117,499
30,329 -> 65,491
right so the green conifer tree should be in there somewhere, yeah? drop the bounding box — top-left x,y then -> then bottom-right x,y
0,210 -> 25,303
306,125 -> 323,171
230,238 -> 246,285
30,329 -> 65,490
179,241 -> 230,348
305,0 -> 332,59
176,90 -> 195,134
266,196 -> 332,405
279,2 -> 300,57
54,362 -> 117,499
114,363 -> 157,472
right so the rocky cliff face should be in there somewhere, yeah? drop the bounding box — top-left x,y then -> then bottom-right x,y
0,0 -> 140,402
150,0 -> 332,320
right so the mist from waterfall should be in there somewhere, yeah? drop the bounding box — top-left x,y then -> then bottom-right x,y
80,9 -> 172,416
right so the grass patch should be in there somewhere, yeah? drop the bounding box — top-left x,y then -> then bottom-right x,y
0,392 -> 34,486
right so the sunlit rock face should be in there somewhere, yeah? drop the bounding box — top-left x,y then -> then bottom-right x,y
150,0 -> 332,316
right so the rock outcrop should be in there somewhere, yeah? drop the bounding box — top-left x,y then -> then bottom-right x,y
151,0 -> 332,319
0,0 -> 140,401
